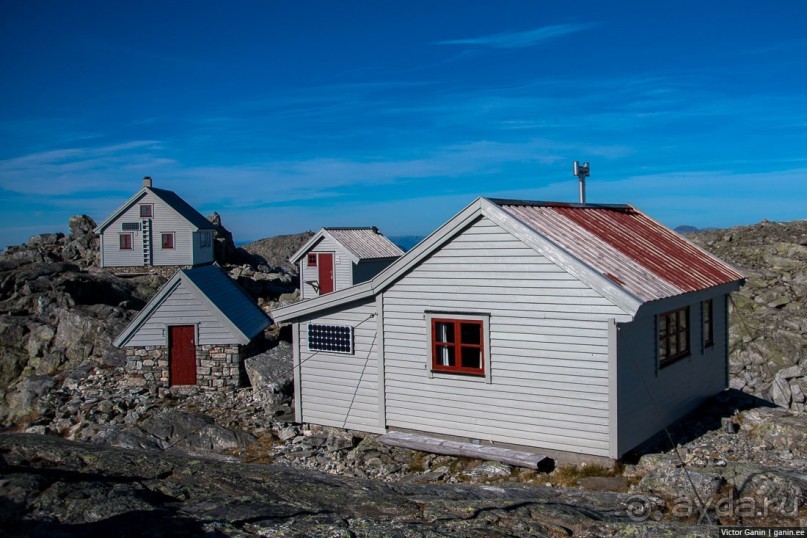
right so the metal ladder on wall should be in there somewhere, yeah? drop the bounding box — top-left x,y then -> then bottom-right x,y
141,218 -> 152,266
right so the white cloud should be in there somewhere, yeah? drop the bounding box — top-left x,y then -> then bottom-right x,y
436,23 -> 599,49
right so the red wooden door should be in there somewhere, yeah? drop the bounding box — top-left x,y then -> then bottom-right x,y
318,253 -> 334,294
169,325 -> 196,385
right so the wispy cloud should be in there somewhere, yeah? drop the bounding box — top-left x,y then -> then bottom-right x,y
436,23 -> 598,49
0,141 -> 170,195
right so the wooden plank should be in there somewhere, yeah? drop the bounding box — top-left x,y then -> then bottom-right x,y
378,431 -> 550,470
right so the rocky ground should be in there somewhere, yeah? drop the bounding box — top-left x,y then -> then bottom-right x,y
0,216 -> 805,534
687,220 -> 807,412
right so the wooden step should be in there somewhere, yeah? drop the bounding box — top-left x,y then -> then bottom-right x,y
378,431 -> 551,470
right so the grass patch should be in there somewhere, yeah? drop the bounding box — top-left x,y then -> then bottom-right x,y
548,462 -> 623,487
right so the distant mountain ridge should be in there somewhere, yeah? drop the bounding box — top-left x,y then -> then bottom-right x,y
388,235 -> 424,252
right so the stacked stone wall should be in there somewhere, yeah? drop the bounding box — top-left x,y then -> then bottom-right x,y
125,343 -> 243,392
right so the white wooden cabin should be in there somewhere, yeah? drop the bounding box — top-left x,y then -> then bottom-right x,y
115,264 -> 270,390
273,198 -> 745,460
289,227 -> 403,300
94,177 -> 216,268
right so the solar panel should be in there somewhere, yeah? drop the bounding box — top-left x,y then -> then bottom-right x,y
308,324 -> 353,354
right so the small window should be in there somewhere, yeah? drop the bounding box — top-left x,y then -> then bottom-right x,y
121,222 -> 140,231
431,318 -> 485,376
161,233 -> 175,249
703,299 -> 714,348
139,204 -> 153,218
308,324 -> 353,354
119,233 -> 133,250
200,231 -> 211,248
307,253 -> 317,267
659,307 -> 690,368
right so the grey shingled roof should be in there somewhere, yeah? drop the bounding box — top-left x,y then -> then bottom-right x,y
114,264 -> 270,347
324,227 -> 404,260
149,188 -> 216,230
180,264 -> 270,341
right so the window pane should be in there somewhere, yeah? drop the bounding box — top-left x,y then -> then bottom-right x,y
678,310 -> 687,329
460,347 -> 481,369
140,204 -> 152,218
678,331 -> 687,353
162,234 -> 174,249
460,322 -> 481,344
436,345 -> 455,366
434,322 -> 454,343
669,336 -> 677,357
669,313 -> 677,335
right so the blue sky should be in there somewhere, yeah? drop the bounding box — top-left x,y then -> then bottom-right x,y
1,1 -> 805,248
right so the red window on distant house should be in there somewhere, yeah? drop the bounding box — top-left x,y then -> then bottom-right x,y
139,204 -> 153,218
161,233 -> 175,249
119,233 -> 133,250
659,307 -> 690,367
307,253 -> 317,266
431,318 -> 485,376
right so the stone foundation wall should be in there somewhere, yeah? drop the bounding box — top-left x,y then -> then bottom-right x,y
103,264 -> 201,280
125,343 -> 243,392
197,344 -> 242,389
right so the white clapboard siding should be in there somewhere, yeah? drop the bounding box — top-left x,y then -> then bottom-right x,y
101,191 -> 197,267
616,293 -> 729,455
298,299 -> 383,433
382,216 -> 631,457
126,281 -> 239,346
191,231 -> 215,265
300,235 -> 354,299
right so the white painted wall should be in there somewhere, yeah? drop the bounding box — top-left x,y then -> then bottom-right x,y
297,300 -> 383,433
616,291 -> 730,456
381,216 -> 632,457
299,236 -> 353,299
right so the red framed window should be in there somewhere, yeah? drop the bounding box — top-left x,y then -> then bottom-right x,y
139,204 -> 153,218
659,307 -> 690,367
307,253 -> 317,266
161,232 -> 175,249
119,233 -> 133,250
431,318 -> 484,375
703,299 -> 714,348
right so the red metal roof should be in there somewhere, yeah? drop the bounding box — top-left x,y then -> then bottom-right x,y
492,199 -> 744,302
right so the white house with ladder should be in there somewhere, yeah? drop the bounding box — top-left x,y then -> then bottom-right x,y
94,177 -> 216,268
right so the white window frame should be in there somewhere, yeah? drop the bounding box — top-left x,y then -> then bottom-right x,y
425,311 -> 491,384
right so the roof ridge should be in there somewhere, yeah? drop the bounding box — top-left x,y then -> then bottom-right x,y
488,198 -> 633,210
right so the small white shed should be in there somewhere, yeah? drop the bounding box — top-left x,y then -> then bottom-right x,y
94,177 -> 216,269
289,227 -> 403,300
115,264 -> 270,390
273,197 -> 745,460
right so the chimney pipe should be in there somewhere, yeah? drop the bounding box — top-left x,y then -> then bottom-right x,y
572,161 -> 590,204
142,176 -> 152,188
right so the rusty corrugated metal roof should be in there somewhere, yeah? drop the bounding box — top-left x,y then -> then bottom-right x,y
325,227 -> 404,260
492,199 -> 744,302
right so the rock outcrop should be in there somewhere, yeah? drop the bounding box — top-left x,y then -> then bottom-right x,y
0,433 -> 742,536
3,214 -> 99,268
687,219 -> 807,413
239,231 -> 314,273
